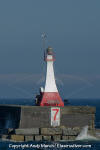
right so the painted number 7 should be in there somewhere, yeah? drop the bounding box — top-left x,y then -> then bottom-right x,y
52,109 -> 59,121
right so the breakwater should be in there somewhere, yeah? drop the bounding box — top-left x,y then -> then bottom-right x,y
0,105 -> 97,141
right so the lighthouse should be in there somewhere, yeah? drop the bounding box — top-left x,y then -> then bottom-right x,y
40,47 -> 64,106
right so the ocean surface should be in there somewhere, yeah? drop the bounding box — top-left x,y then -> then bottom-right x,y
0,98 -> 100,150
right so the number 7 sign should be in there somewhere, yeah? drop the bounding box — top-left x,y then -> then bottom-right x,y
51,107 -> 60,127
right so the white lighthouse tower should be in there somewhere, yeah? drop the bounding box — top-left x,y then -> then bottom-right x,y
40,47 -> 64,106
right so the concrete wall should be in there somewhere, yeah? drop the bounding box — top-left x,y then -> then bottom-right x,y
19,106 -> 95,129
0,105 -> 95,130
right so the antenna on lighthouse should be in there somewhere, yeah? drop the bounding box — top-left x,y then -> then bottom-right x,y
41,33 -> 47,60
41,33 -> 47,50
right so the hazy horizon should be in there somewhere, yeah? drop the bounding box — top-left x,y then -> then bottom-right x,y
0,0 -> 100,99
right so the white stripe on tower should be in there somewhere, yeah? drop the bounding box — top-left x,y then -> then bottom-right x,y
45,55 -> 58,92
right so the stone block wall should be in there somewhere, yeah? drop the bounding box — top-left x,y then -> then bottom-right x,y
0,127 -> 97,142
0,127 -> 81,141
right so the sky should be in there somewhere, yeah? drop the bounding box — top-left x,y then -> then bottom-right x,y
0,0 -> 100,99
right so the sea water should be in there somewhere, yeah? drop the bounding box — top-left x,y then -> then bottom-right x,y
0,98 -> 100,150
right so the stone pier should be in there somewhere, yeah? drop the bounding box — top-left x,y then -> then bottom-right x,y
0,105 -> 96,141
